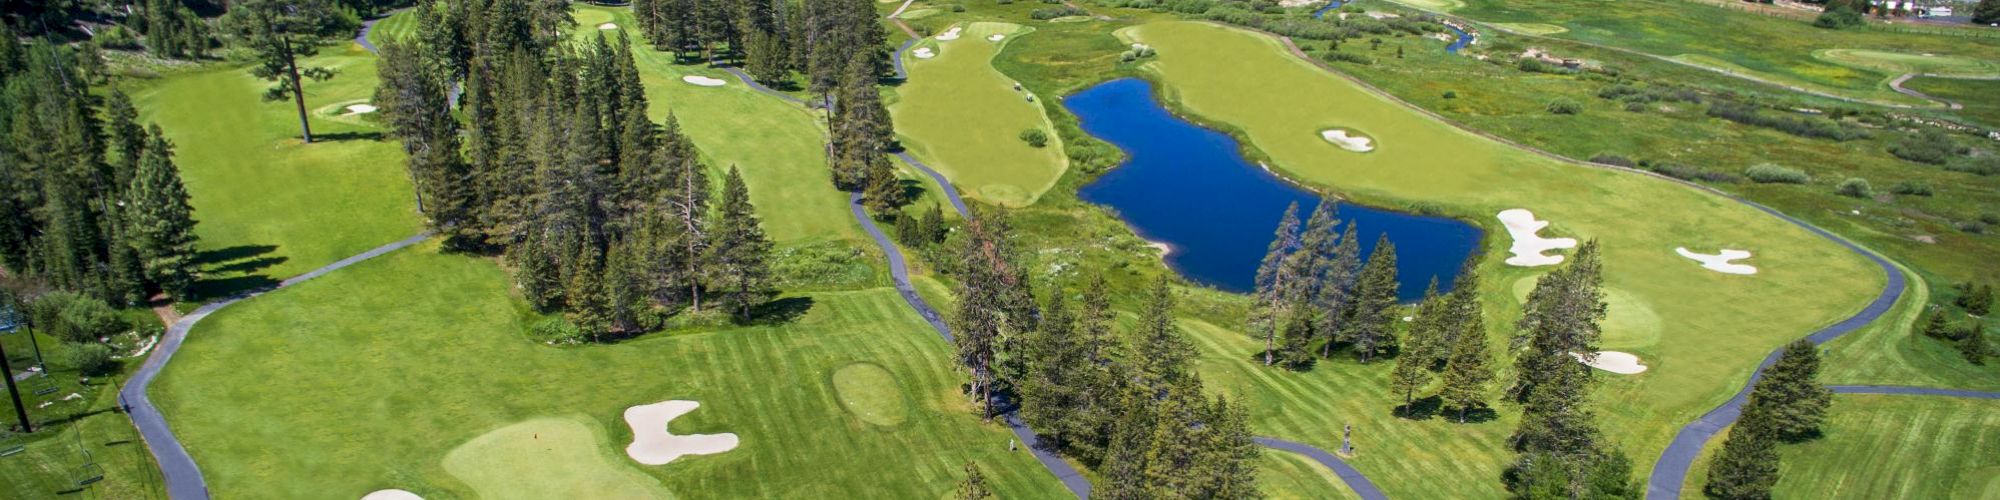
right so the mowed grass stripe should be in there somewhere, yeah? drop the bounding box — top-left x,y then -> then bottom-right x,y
1773,395 -> 2000,498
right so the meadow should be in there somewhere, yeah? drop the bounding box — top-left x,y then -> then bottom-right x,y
1903,76 -> 2000,127
1122,20 -> 1881,497
1436,0 -> 2000,106
890,21 -> 1070,207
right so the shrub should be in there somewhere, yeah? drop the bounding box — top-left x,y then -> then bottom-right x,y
1959,221 -> 1989,234
1958,282 -> 1994,316
1546,98 -> 1582,115
1320,49 -> 1373,65
28,292 -> 129,343
529,317 -> 585,344
1705,102 -> 1869,141
1890,180 -> 1934,196
1649,163 -> 1740,183
1744,164 -> 1810,184
1945,156 -> 1998,176
1888,130 -> 1966,165
1442,90 -> 1457,99
1020,128 -> 1049,148
1623,102 -> 1647,113
1814,6 -> 1866,29
70,343 -> 117,377
1836,177 -> 1873,198
1589,154 -> 1636,167
1030,6 -> 1088,19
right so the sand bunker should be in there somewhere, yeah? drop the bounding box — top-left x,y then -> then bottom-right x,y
1497,209 -> 1577,267
988,34 -> 1005,42
597,23 -> 617,30
1319,129 -> 1374,152
1675,247 -> 1757,275
624,400 -> 739,465
1571,351 -> 1648,374
913,47 -> 936,59
680,75 -> 727,87
360,490 -> 423,500
345,104 -> 378,114
936,26 -> 963,41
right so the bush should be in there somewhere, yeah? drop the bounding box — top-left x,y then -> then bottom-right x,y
1890,180 -> 1934,196
1649,163 -> 1740,183
1705,102 -> 1869,141
1836,177 -> 1873,198
1320,48 -> 1373,65
1029,6 -> 1088,19
1546,98 -> 1582,115
1589,154 -> 1636,167
29,292 -> 129,343
1957,282 -> 1994,316
70,343 -> 117,377
1889,130 -> 1968,165
1814,6 -> 1866,29
1945,156 -> 1998,176
1020,128 -> 1049,148
1744,164 -> 1810,184
1959,221 -> 1989,234
1442,90 -> 1457,99
529,317 -> 585,344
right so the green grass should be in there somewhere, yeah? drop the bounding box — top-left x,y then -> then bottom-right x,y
1444,0 -> 2000,106
832,362 -> 910,426
1813,49 -> 2000,79
1820,267 -> 2000,391
364,9 -> 421,47
891,21 -> 1069,207
1258,448 -> 1362,500
1766,394 -> 2000,498
150,245 -> 1069,498
1904,76 -> 2000,128
127,43 -> 423,297
1490,22 -> 1566,35
440,416 -> 674,499
0,333 -> 165,499
1124,20 -> 1881,497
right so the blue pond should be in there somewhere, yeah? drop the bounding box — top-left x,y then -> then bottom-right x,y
1067,79 -> 1481,300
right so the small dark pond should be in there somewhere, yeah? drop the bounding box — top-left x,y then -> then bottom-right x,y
1067,78 -> 1481,300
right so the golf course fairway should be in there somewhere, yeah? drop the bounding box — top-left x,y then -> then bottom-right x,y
1122,20 -> 1882,497
892,22 -> 1068,207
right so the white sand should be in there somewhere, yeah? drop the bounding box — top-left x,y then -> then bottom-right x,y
598,23 -> 617,30
913,47 -> 936,59
1675,247 -> 1757,275
624,400 -> 739,465
345,104 -> 378,114
1571,351 -> 1648,374
681,75 -> 727,87
1319,129 -> 1375,152
1497,209 -> 1577,267
360,490 -> 423,500
988,34 -> 1005,42
936,26 -> 963,41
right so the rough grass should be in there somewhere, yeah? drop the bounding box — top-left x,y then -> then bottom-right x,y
891,21 -> 1070,207
1903,76 -> 2000,128
1450,0 -> 2000,105
1125,20 -> 1881,497
150,245 -> 1069,498
0,336 -> 165,499
440,416 -> 674,499
126,45 -> 424,298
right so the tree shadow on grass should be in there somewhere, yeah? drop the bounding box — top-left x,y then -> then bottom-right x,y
192,244 -> 285,299
1393,395 -> 1444,420
309,131 -> 386,143
744,296 -> 815,326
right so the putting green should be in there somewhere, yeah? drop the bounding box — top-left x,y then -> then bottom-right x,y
900,7 -> 939,19
1387,0 -> 1466,12
1125,21 -> 1879,497
1511,277 -> 1661,350
832,362 -> 910,427
1492,22 -> 1567,35
1813,49 -> 2000,79
892,22 -> 1068,207
442,417 -> 673,499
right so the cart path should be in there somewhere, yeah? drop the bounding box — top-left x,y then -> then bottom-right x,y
1888,73 -> 1965,110
120,233 -> 430,500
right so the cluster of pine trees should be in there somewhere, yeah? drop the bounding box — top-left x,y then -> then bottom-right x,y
1247,201 -> 1399,368
949,211 -> 1260,496
1500,241 -> 1642,498
0,36 -> 200,305
374,0 -> 772,337
629,0 -> 903,211
1704,339 -> 1832,499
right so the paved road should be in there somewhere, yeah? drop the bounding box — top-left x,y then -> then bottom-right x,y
1255,437 -> 1387,500
120,233 -> 430,500
1888,73 -> 1966,110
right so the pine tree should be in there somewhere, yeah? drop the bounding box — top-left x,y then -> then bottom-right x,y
919,203 -> 947,244
125,126 -> 199,300
225,0 -> 347,143
1388,324 -> 1433,409
377,39 -> 476,245
1750,339 -> 1832,442
703,166 -> 773,320
956,461 -> 993,500
1404,279 -> 1448,366
1437,268 -> 1494,423
862,155 -> 906,214
1021,291 -> 1089,448
1510,240 -> 1605,403
1318,222 -> 1363,357
1277,308 -> 1317,368
1339,235 -> 1399,362
1134,277 -> 1193,394
1199,396 -> 1262,498
1252,203 -> 1301,366
1704,405 -> 1781,499
1920,306 -> 1952,339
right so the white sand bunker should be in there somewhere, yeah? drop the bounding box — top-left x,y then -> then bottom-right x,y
360,490 -> 423,500
598,23 -> 617,30
936,26 -> 963,41
1497,209 -> 1577,267
1571,351 -> 1648,374
913,47 -> 936,59
344,104 -> 378,114
680,75 -> 727,87
1675,247 -> 1757,275
988,34 -> 1005,42
624,400 -> 739,465
1319,129 -> 1374,152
